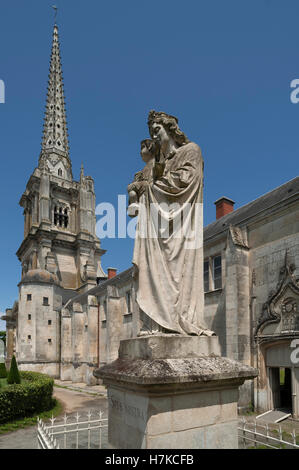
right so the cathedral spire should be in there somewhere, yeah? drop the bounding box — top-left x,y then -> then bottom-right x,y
39,23 -> 72,178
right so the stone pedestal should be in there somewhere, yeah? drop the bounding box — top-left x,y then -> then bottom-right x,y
94,335 -> 257,449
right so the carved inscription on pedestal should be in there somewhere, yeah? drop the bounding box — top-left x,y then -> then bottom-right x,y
109,396 -> 146,421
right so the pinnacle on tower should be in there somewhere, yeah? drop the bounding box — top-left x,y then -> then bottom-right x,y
39,23 -> 72,177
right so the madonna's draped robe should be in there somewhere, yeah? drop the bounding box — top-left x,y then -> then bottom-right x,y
133,142 -> 214,336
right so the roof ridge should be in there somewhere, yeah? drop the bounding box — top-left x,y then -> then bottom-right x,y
204,176 -> 299,231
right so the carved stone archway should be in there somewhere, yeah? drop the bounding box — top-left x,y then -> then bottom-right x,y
255,252 -> 299,417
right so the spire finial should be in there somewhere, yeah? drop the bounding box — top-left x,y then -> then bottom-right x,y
80,163 -> 84,181
52,5 -> 58,24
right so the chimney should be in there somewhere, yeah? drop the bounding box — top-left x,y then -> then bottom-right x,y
107,268 -> 117,279
214,197 -> 235,220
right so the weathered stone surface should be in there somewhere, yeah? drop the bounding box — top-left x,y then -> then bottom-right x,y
95,336 -> 257,386
96,336 -> 257,449
96,355 -> 256,386
119,335 -> 221,360
131,111 -> 212,337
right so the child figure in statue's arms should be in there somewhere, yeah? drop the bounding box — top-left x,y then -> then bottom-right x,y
127,139 -> 159,215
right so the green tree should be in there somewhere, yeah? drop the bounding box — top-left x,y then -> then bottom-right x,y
7,355 -> 21,385
0,363 -> 7,379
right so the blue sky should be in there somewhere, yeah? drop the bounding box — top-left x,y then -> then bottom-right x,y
0,0 -> 298,329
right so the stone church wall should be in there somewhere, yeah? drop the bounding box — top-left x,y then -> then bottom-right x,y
249,206 -> 299,325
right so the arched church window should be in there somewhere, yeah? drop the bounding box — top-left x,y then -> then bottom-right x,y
58,168 -> 62,177
53,206 -> 69,229
64,208 -> 69,228
54,206 -> 58,225
59,207 -> 63,227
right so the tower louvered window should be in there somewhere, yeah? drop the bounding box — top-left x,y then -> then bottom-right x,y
53,206 -> 69,228
54,206 -> 58,225
64,208 -> 69,228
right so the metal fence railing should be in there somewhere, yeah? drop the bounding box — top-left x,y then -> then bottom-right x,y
37,410 -> 108,449
238,417 -> 299,449
37,418 -> 60,449
38,413 -> 298,450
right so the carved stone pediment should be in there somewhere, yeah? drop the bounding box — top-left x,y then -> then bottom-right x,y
229,225 -> 248,249
48,155 -> 60,167
255,252 -> 299,336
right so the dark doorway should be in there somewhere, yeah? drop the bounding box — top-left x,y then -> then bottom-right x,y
279,368 -> 292,411
270,367 -> 292,412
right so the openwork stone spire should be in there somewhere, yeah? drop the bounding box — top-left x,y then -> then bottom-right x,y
39,24 -> 72,177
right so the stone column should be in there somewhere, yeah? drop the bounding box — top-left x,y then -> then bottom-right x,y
95,335 -> 257,449
106,285 -> 122,363
39,169 -> 51,227
60,308 -> 72,380
225,226 -> 252,409
5,321 -> 15,368
85,295 -> 99,385
32,192 -> 39,226
72,302 -> 85,382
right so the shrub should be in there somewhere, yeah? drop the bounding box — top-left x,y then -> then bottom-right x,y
0,363 -> 7,379
0,371 -> 54,424
7,355 -> 21,384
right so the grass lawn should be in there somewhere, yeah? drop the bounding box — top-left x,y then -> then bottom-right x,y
0,377 -> 7,387
0,398 -> 63,434
0,377 -> 29,388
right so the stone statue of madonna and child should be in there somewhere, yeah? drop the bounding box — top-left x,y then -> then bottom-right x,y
127,110 -> 215,337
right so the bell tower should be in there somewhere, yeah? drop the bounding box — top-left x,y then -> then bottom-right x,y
17,23 -> 106,291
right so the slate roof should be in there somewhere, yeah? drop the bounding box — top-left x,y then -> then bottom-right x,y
204,177 -> 299,241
